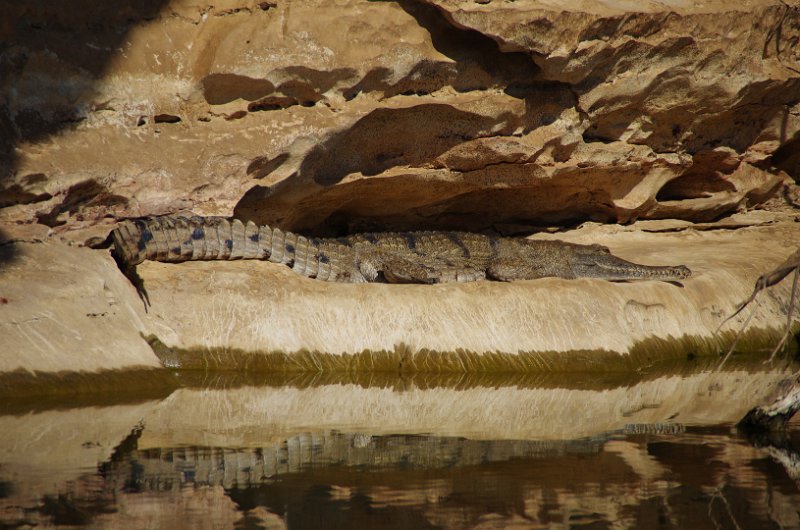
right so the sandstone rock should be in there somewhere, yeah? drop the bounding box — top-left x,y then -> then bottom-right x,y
1,0 -> 799,375
0,241 -> 160,373
425,0 -> 800,148
2,213 -> 800,375
0,0 -> 797,235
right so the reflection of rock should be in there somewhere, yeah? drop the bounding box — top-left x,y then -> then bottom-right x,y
0,402 -> 157,517
118,434 -> 612,491
135,367 -> 795,445
9,429 -> 797,529
4,397 -> 799,528
2,365 -> 799,528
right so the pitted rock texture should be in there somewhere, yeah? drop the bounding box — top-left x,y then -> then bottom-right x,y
0,0 -> 797,239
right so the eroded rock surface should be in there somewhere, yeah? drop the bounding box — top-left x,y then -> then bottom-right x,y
1,0 -> 799,374
1,0 -> 798,237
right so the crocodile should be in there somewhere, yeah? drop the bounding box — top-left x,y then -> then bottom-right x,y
109,215 -> 691,285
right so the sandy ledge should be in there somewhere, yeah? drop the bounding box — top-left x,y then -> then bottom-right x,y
137,215 -> 800,370
1,212 -> 799,375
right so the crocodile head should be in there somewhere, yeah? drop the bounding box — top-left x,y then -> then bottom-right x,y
568,243 -> 692,281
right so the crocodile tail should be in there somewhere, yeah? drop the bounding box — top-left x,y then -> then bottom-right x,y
111,216 -> 263,266
111,216 -> 322,276
262,225 -> 321,278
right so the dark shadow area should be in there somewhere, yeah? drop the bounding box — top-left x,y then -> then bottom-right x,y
246,152 -> 290,179
394,0 -> 539,93
202,73 -> 275,105
276,66 -> 358,102
202,67 -> 359,106
342,0 -> 543,101
0,0 -> 172,188
773,131 -> 800,182
0,227 -> 17,267
655,150 -> 738,202
402,185 -> 618,232
234,149 -> 623,236
34,179 -> 128,227
303,104 -> 503,186
0,368 -> 180,416
0,172 -> 51,208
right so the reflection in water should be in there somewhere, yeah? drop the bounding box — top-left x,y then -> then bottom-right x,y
4,427 -> 799,529
1,362 -> 799,528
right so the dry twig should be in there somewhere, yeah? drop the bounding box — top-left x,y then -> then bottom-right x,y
717,247 -> 800,366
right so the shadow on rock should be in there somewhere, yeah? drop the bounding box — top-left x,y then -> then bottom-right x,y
232,1 -> 579,235
0,0 -> 172,187
0,227 -> 17,270
394,0 -> 540,92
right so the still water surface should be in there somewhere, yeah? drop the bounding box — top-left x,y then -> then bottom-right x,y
1,362 -> 799,529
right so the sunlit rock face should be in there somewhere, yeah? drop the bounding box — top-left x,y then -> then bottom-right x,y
1,214 -> 798,372
1,0 -> 797,236
1,0 -> 799,373
0,242 -> 159,373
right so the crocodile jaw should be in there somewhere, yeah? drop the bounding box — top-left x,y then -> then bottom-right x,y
572,254 -> 692,281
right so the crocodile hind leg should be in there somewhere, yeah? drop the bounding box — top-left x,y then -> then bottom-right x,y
364,256 -> 436,284
356,249 -> 437,284
381,257 -> 438,284
372,256 -> 484,284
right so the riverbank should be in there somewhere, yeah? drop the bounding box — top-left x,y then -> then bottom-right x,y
2,210 -> 799,379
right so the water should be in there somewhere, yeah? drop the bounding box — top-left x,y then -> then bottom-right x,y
1,360 -> 799,529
